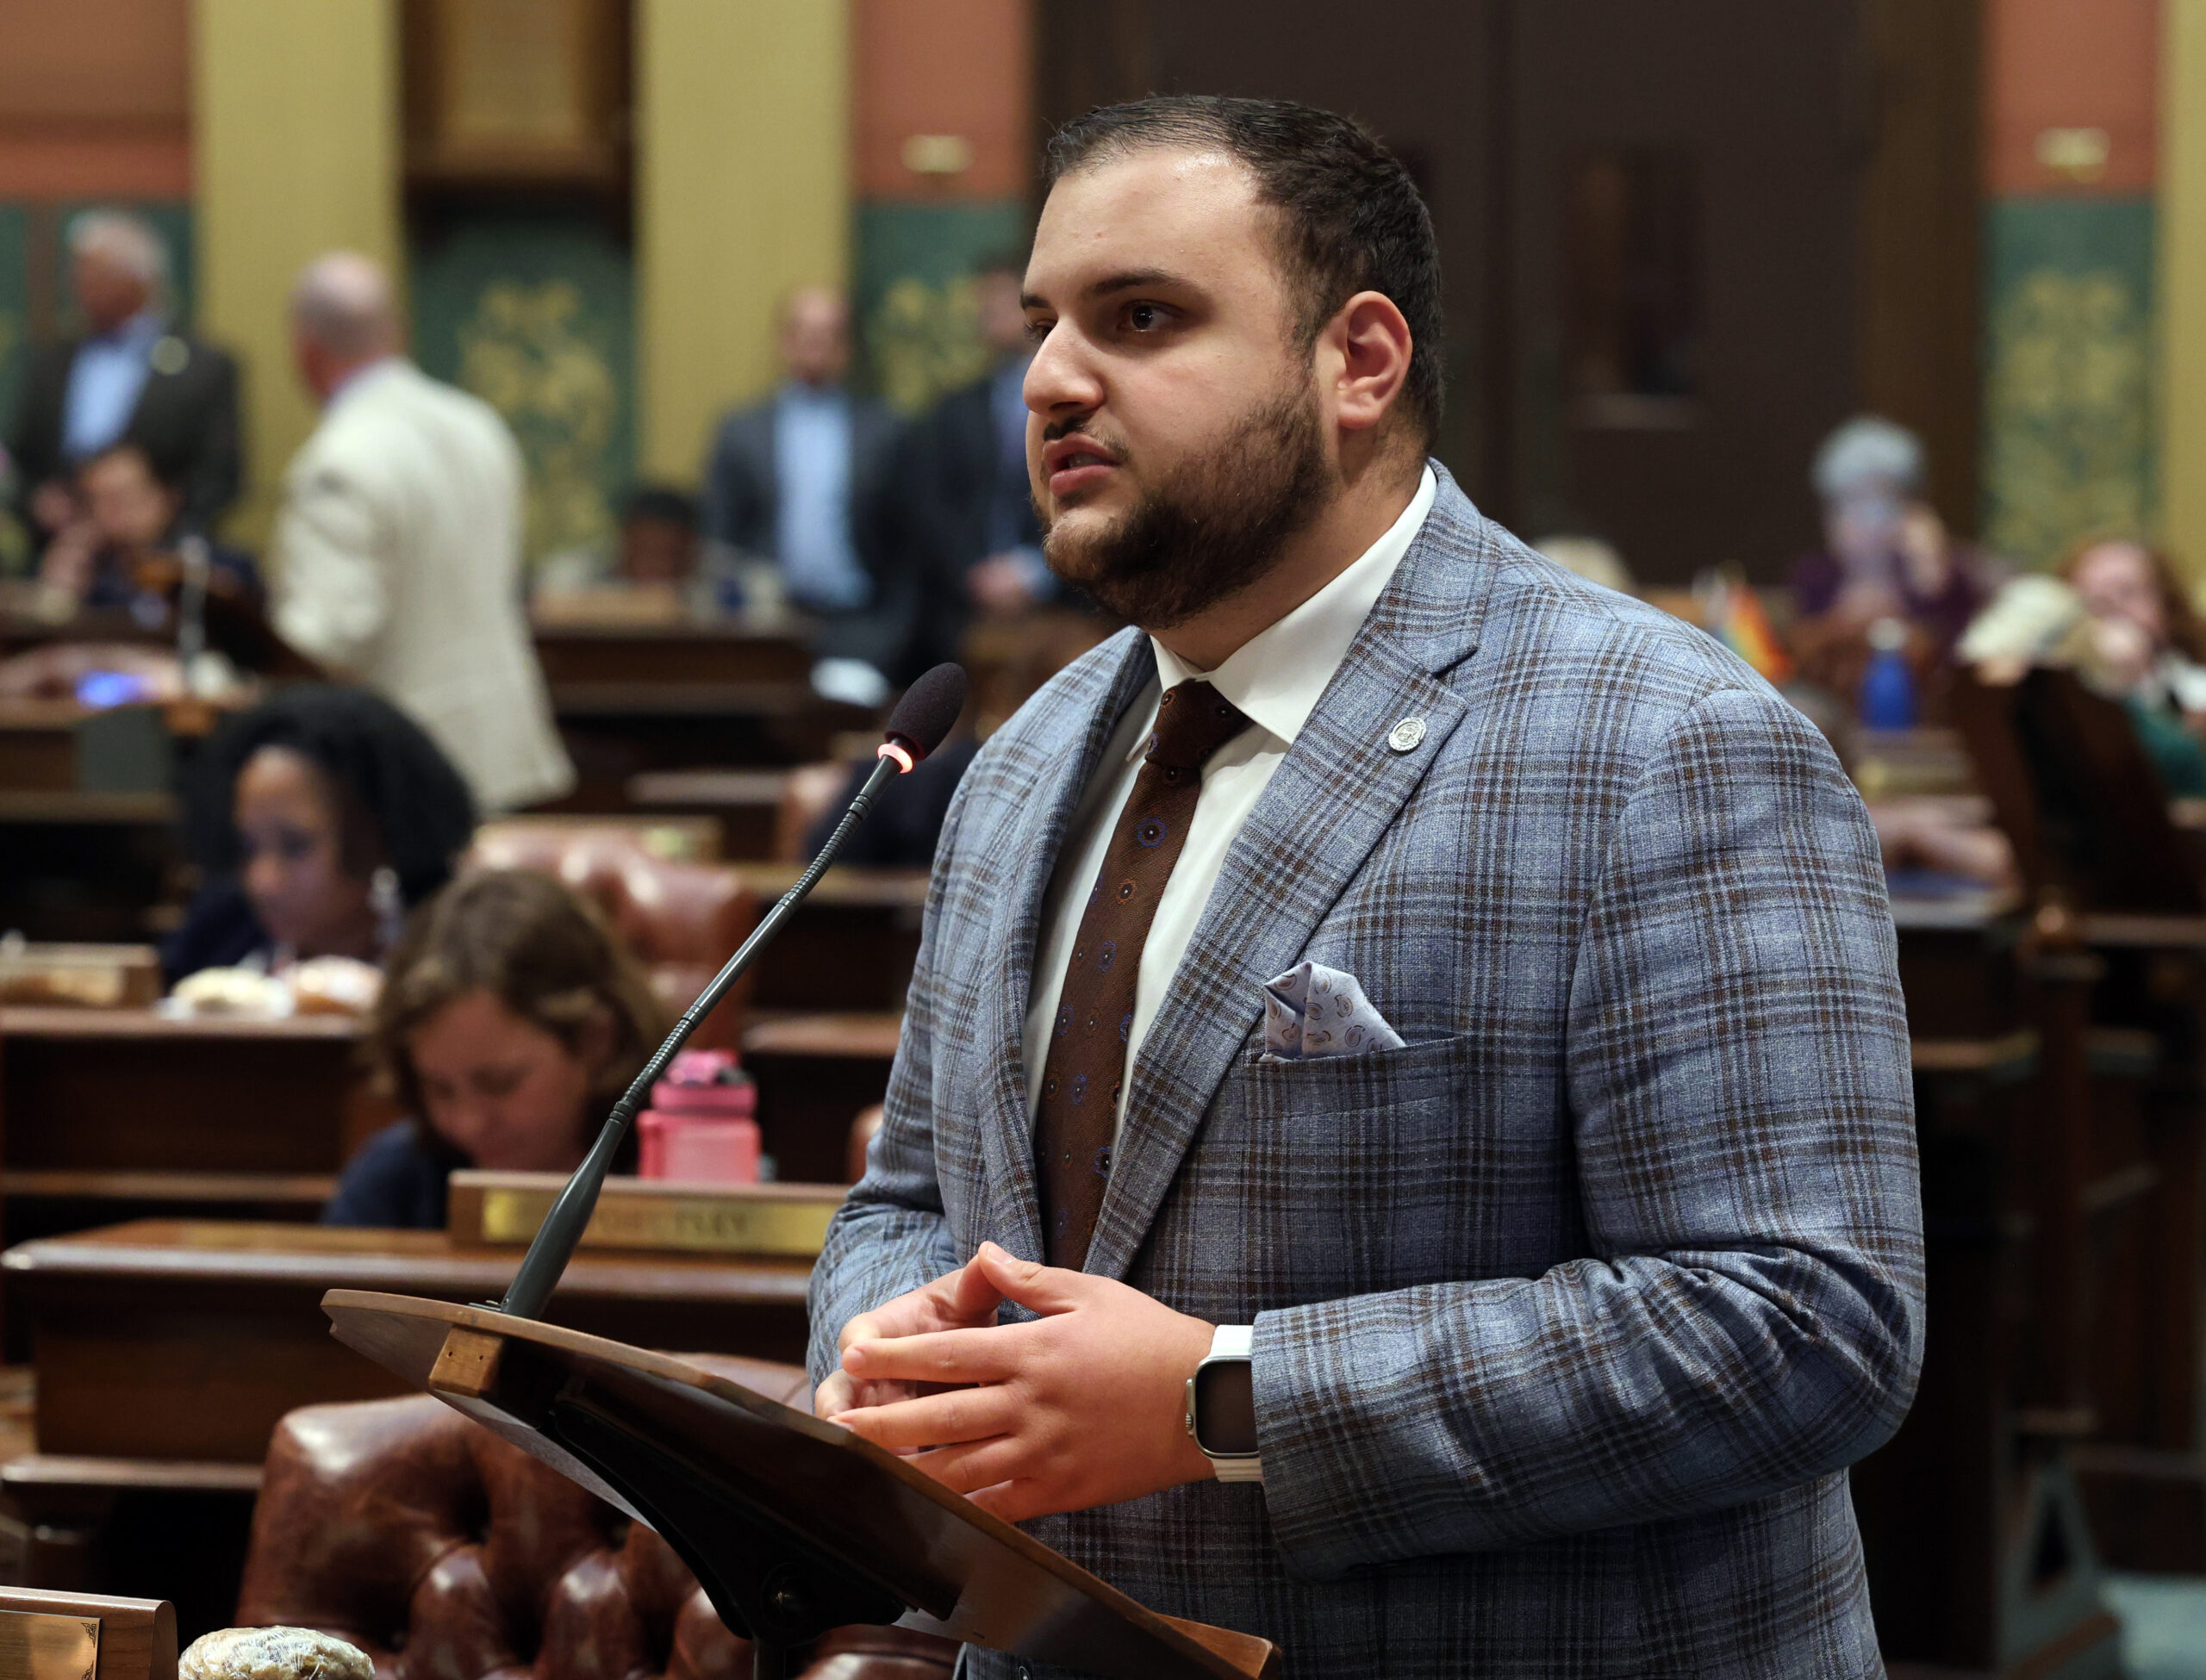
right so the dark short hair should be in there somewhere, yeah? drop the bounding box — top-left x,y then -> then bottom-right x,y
620,483 -> 700,530
1044,95 -> 1444,449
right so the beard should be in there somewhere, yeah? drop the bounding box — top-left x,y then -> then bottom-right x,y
1039,380 -> 1335,631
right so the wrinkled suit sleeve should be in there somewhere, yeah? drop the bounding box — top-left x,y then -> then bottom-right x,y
1251,685 -> 1925,1578
807,780 -> 972,1388
271,460 -> 393,677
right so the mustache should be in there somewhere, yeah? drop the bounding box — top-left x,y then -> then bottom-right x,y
1039,414 -> 1125,459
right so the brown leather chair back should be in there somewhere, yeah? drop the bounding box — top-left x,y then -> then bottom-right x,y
467,823 -> 761,1050
236,1358 -> 955,1680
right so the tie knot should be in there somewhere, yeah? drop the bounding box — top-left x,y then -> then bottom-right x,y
1147,681 -> 1250,770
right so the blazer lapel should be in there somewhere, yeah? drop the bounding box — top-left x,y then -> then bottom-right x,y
1083,472 -> 1499,1279
969,630 -> 1157,1263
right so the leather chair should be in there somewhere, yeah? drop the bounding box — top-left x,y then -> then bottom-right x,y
468,821 -> 762,1051
236,1355 -> 957,1680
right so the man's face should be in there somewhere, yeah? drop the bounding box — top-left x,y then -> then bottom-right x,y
1021,148 -> 1336,630
780,289 -> 851,386
73,252 -> 150,336
620,516 -> 698,585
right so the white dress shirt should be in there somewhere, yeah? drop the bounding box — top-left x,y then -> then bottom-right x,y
1021,465 -> 1437,1134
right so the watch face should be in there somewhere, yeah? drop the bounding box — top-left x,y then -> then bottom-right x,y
1192,1358 -> 1259,1457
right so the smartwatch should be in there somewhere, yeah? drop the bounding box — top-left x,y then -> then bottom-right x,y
1183,1323 -> 1262,1482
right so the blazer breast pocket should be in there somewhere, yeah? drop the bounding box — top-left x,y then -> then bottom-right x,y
1221,1030 -> 1570,1300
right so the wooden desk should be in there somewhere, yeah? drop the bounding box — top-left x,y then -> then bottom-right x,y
736,865 -> 926,1013
0,1010 -> 386,1242
532,621 -> 812,688
627,768 -> 793,860
533,622 -> 856,810
744,1012 -> 902,1185
0,1215 -> 813,1625
1859,893 -> 2128,1674
3,1220 -> 813,1462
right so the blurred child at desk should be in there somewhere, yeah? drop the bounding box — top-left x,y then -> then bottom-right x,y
325,868 -> 669,1228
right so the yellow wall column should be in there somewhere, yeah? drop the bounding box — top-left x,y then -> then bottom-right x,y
638,0 -> 850,480
192,0 -> 402,545
2163,0 -> 2206,580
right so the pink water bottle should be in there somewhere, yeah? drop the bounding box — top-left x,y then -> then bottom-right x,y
636,1048 -> 761,1183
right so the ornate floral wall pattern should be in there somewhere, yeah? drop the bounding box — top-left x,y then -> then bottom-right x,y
1980,197 -> 2155,566
458,279 -> 620,561
412,211 -> 635,566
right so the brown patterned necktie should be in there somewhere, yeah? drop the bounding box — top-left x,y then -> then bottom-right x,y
1036,679 -> 1252,1267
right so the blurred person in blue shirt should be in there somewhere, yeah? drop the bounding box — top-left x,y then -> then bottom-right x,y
701,287 -> 907,689
4,210 -> 240,559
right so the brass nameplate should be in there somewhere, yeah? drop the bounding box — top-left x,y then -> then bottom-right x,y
478,1185 -> 837,1256
0,1610 -> 99,1680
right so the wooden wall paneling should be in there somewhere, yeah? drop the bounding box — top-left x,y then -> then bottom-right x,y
1856,0 -> 1984,538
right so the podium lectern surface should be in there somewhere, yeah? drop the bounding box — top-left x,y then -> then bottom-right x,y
322,1290 -> 1278,1680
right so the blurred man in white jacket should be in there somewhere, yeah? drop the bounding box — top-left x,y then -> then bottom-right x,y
271,252 -> 573,812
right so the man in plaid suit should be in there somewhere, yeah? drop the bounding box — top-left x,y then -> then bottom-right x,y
811,96 -> 1923,1678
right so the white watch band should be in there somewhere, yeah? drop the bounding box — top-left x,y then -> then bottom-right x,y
1206,1323 -> 1263,1483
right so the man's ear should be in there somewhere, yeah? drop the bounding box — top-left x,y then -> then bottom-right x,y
1328,290 -> 1413,436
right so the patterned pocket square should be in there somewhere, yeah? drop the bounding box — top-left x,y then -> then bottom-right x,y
1262,960 -> 1406,1061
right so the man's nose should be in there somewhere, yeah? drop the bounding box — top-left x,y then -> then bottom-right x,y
1023,322 -> 1103,418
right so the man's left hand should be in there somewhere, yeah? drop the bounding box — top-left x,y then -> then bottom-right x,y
827,1241 -> 1218,1521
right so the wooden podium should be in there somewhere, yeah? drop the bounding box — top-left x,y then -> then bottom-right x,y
323,1291 -> 1280,1680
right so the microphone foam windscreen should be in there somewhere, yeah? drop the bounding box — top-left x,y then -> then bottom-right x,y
884,663 -> 969,762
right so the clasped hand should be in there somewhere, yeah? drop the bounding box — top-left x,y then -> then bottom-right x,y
813,1241 -> 1218,1522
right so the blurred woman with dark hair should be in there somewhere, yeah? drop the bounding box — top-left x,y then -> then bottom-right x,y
325,868 -> 669,1228
162,684 -> 477,985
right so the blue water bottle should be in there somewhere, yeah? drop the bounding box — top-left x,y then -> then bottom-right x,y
1859,618 -> 1917,730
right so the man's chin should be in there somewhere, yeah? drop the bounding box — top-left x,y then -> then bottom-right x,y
1040,504 -> 1131,585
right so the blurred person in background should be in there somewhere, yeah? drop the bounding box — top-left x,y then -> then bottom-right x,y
38,441 -> 259,617
533,483 -> 738,618
163,684 -> 477,986
898,254 -> 1058,676
4,210 -> 240,557
701,285 -> 907,695
270,252 -> 573,812
1532,532 -> 1634,594
326,868 -> 668,1229
1790,416 -> 2005,686
1962,538 -> 2206,798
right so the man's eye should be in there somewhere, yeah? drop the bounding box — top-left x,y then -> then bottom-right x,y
1025,318 -> 1051,344
1127,302 -> 1161,332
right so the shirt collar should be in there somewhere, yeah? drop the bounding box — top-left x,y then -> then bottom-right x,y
1142,463 -> 1436,756
327,354 -> 401,410
98,309 -> 164,350
780,380 -> 845,409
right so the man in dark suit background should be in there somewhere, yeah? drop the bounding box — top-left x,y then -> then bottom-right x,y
6,209 -> 241,554
701,286 -> 907,694
897,255 -> 1061,677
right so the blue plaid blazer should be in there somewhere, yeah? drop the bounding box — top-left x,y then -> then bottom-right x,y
809,467 -> 1924,1678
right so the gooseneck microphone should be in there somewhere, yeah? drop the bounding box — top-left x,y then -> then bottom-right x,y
496,663 -> 969,1320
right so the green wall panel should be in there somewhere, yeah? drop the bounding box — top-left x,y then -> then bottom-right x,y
855,199 -> 1028,414
1981,196 -> 2155,565
411,211 -> 635,565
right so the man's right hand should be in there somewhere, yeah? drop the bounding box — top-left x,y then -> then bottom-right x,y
813,1254 -> 1006,1425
